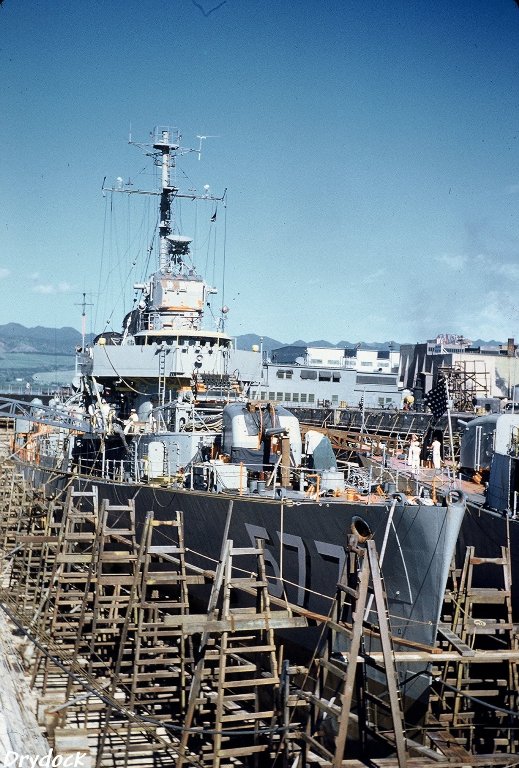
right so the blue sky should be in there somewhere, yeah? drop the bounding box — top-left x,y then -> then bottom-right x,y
1,0 -> 519,345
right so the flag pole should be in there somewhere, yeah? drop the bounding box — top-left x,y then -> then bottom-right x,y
444,377 -> 456,481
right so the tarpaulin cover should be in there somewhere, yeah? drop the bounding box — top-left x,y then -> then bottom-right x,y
486,453 -> 511,512
311,435 -> 337,470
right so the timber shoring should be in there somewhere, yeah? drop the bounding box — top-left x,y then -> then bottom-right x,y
0,459 -> 518,766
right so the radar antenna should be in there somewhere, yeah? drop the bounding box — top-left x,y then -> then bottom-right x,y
197,134 -> 219,160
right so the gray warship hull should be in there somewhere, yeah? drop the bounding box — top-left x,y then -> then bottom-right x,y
19,458 -> 466,724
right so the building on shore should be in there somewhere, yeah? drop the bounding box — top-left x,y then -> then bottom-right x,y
249,344 -> 402,409
399,334 -> 519,411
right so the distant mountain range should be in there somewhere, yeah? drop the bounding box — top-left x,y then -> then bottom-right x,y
0,323 -> 506,357
0,324 -> 509,393
0,323 -> 401,356
0,323 -> 89,356
233,336 -> 506,352
228,334 -> 403,353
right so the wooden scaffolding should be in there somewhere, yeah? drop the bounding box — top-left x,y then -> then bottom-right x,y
432,544 -> 519,753
1,459 -> 519,768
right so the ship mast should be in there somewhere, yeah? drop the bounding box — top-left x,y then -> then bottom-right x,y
102,126 -> 225,335
75,292 -> 93,350
153,128 -> 177,272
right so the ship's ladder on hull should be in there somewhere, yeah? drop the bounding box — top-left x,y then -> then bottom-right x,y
157,347 -> 167,413
293,536 -> 408,768
434,544 -> 518,753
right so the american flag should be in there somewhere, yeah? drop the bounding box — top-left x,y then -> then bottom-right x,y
425,377 -> 449,420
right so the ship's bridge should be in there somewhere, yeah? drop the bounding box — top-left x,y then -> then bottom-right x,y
132,328 -> 232,347
90,329 -> 234,381
152,272 -> 206,314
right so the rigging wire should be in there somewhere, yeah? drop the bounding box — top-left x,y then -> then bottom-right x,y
97,178 -> 159,334
211,206 -> 218,287
94,194 -> 110,332
221,190 -> 228,317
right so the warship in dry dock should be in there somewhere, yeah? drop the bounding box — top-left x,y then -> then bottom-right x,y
1,125 -> 467,725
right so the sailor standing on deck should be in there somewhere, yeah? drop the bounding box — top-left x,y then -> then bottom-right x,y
432,436 -> 442,471
407,434 -> 417,466
100,399 -> 110,431
124,408 -> 139,434
407,434 -> 421,474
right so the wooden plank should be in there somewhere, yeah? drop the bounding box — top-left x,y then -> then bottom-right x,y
164,614 -> 307,632
427,729 -> 472,759
437,623 -> 475,656
350,649 -> 519,663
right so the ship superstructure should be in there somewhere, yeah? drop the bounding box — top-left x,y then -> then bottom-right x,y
77,127 -> 261,439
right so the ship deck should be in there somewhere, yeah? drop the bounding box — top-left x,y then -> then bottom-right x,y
369,452 -> 488,508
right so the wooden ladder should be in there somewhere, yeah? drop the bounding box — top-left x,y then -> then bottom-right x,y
8,490 -> 62,615
85,499 -> 138,675
121,511 -> 195,721
296,536 -> 408,767
31,487 -> 100,694
95,509 -> 197,767
435,545 -> 518,753
177,537 -> 306,768
0,468 -> 31,555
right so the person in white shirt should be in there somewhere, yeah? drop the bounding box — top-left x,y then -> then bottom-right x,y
432,437 -> 442,471
407,434 -> 421,474
124,408 -> 139,434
